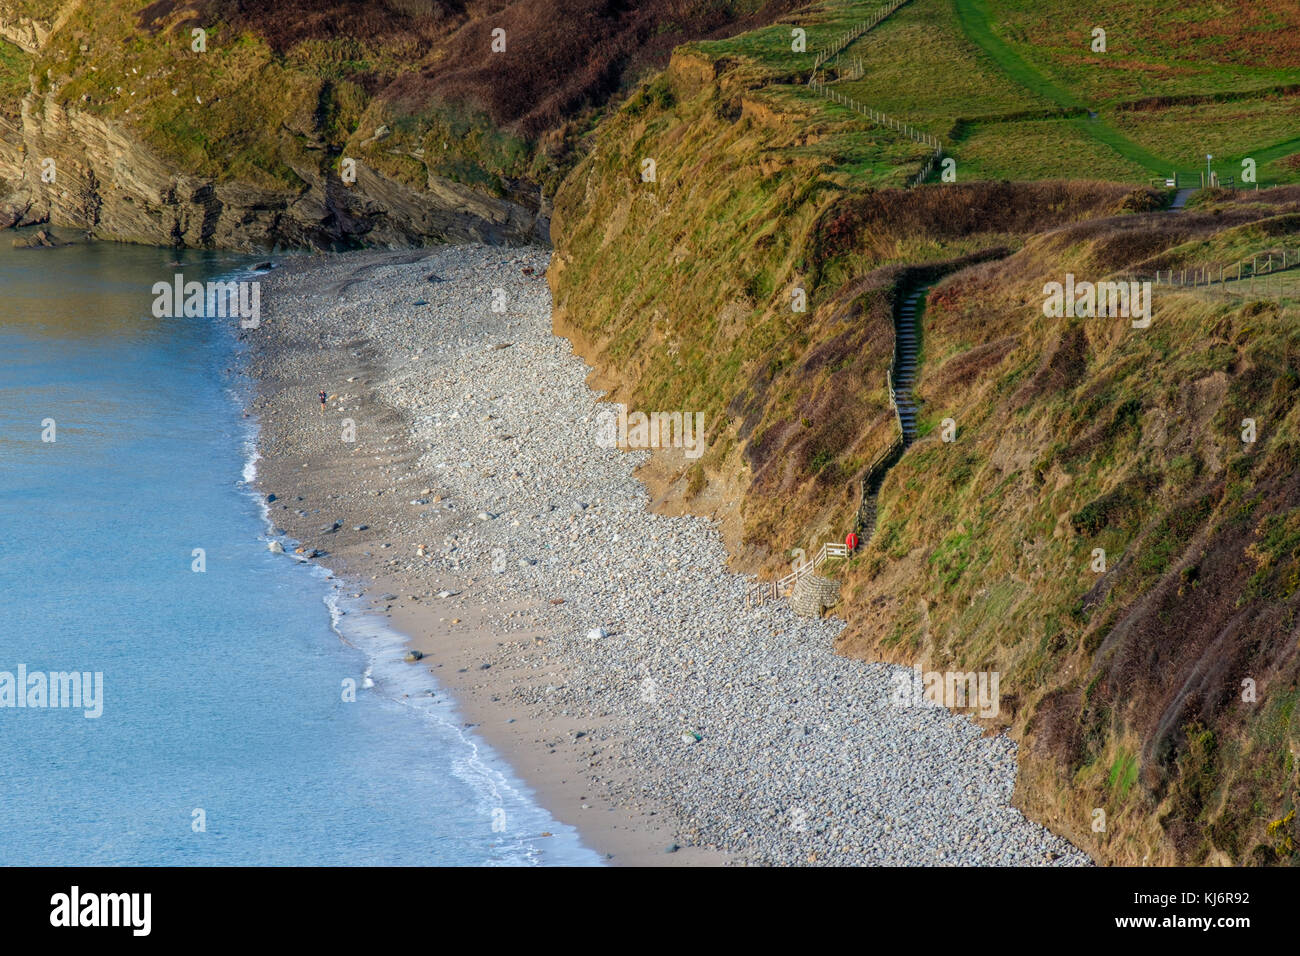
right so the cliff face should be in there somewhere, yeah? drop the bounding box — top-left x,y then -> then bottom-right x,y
0,0 -> 796,250
0,1 -> 548,249
0,14 -> 50,53
548,43 -> 1149,567
550,40 -> 1300,866
0,86 -> 547,249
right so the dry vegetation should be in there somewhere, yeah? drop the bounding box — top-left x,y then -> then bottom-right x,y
840,199 -> 1300,865
551,43 -> 1300,864
76,0 -> 800,197
0,0 -> 801,212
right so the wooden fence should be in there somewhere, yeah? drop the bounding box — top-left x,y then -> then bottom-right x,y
747,540 -> 850,606
1151,247 -> 1300,297
810,0 -> 914,72
807,75 -> 943,186
803,0 -> 941,187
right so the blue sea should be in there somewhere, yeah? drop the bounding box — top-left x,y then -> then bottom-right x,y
0,228 -> 599,866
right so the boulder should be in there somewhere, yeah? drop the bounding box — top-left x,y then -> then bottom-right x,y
12,229 -> 68,249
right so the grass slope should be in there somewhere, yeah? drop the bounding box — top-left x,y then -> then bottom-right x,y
843,199 -> 1300,864
551,20 -> 1300,863
3,0 -> 802,205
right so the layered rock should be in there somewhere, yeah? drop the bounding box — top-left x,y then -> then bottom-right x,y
0,88 -> 548,250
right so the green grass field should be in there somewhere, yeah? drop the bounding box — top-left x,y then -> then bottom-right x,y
704,0 -> 1300,186
954,117 -> 1149,181
1112,96 -> 1300,179
826,0 -> 1054,129
985,0 -> 1300,101
953,0 -> 1300,182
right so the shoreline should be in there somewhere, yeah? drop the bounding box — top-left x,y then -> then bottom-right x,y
243,246 -> 726,866
244,242 -> 1089,867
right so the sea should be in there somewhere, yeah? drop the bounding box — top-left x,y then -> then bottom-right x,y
0,227 -> 599,866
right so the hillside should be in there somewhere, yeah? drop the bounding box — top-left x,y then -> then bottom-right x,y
549,0 -> 1300,864
3,0 -> 1299,865
5,0 -> 1296,248
0,0 -> 797,246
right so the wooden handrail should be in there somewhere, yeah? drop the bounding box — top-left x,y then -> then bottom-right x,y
747,279 -> 925,606
747,540 -> 851,605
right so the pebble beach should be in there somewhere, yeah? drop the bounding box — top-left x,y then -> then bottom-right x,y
245,242 -> 1089,867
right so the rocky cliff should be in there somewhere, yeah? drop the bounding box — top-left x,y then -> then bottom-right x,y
0,85 -> 547,249
0,0 -> 795,250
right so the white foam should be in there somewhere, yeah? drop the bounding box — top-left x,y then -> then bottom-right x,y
323,589 -> 599,866
217,258 -> 600,866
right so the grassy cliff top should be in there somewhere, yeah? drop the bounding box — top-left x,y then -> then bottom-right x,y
680,0 -> 1300,186
549,1 -> 1300,865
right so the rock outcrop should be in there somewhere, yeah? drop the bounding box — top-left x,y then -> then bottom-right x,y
0,89 -> 548,250
0,0 -> 790,252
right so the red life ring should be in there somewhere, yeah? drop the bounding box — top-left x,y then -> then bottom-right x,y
846,532 -> 859,551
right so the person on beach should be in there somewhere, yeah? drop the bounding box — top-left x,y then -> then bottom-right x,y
318,389 -> 327,413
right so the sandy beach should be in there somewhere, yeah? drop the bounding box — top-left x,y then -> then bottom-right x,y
244,243 -> 1088,867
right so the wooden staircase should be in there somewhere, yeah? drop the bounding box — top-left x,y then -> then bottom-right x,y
852,282 -> 928,544
746,540 -> 849,607
893,288 -> 922,446
747,281 -> 930,610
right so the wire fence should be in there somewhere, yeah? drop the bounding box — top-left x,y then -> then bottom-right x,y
810,0 -> 915,72
804,1 -> 940,188
807,75 -> 943,186
1147,247 -> 1300,298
